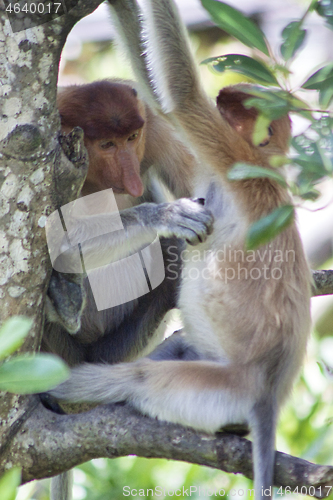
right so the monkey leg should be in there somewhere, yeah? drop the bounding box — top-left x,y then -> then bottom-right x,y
148,330 -> 203,361
49,359 -> 261,434
49,357 -> 277,498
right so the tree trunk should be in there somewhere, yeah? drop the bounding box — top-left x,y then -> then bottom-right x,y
0,0 -> 100,476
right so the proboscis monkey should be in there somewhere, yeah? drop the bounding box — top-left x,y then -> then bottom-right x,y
44,79 -> 213,366
45,71 -> 214,500
48,1 -> 312,499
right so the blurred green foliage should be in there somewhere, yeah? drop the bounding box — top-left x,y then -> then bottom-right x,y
0,317 -> 69,499
0,316 -> 69,394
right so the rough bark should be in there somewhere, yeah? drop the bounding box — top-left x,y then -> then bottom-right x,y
312,270 -> 333,297
2,399 -> 332,499
0,0 -> 100,478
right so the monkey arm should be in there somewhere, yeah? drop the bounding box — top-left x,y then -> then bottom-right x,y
109,0 -> 246,174
140,0 -> 252,170
108,0 -> 157,108
58,198 -> 213,271
142,108 -> 196,198
109,0 -> 199,198
45,199 -> 212,336
44,237 -> 183,364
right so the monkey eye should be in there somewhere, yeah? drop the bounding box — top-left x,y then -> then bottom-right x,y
128,132 -> 139,142
100,140 -> 115,150
268,125 -> 274,137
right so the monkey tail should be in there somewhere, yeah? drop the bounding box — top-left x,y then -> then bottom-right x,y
249,393 -> 277,500
50,471 -> 73,500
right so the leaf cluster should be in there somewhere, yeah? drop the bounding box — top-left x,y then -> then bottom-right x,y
201,0 -> 333,249
0,317 -> 70,497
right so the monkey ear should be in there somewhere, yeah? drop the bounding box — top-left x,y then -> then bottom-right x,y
216,88 -> 258,143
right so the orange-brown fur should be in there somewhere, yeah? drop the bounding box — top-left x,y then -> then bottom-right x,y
139,1 -> 312,497
49,2 -> 312,499
58,81 -> 146,197
57,79 -> 195,199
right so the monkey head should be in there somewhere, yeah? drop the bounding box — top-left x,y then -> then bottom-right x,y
57,80 -> 147,197
216,85 -> 291,162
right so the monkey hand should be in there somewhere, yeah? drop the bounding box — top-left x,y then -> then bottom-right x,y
147,198 -> 214,245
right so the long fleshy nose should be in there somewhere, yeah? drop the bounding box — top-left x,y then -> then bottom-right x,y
119,151 -> 144,197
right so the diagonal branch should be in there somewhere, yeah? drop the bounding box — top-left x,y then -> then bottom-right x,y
4,399 -> 333,498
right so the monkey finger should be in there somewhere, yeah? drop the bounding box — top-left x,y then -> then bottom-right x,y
179,227 -> 205,246
186,237 -> 200,246
192,198 -> 206,206
181,212 -> 214,237
177,205 -> 214,231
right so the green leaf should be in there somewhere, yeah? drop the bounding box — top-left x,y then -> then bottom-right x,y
269,155 -> 290,168
239,86 -> 294,120
311,115 -> 333,140
202,54 -> 277,84
201,0 -> 269,55
242,87 -> 307,121
319,85 -> 333,108
292,136 -> 331,184
273,63 -> 292,78
0,468 -> 21,500
301,64 -> 333,108
302,64 -> 333,89
299,189 -> 320,201
280,22 -> 307,61
0,354 -> 69,393
316,0 -> 333,29
245,96 -> 289,120
252,114 -> 271,146
228,162 -> 287,186
295,161 -> 328,184
246,205 -> 294,250
0,316 -> 33,360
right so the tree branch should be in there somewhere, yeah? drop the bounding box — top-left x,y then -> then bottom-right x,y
2,400 -> 332,498
312,270 -> 333,297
